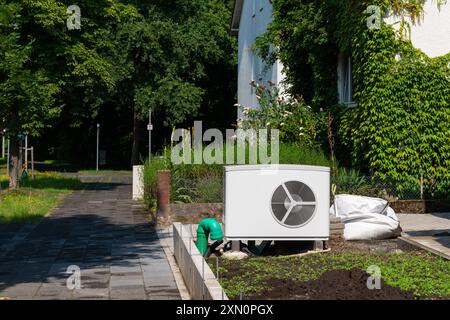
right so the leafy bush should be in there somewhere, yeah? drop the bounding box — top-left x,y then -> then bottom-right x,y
332,168 -> 384,198
279,143 -> 330,166
330,168 -> 450,200
340,38 -> 450,196
237,83 -> 325,148
427,179 -> 450,200
142,154 -> 168,214
173,170 -> 223,203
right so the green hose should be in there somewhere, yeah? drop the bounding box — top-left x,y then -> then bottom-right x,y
196,218 -> 223,256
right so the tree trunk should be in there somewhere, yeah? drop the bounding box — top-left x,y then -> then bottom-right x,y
131,106 -> 140,166
9,137 -> 20,189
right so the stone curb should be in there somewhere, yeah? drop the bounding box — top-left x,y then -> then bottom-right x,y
172,223 -> 228,300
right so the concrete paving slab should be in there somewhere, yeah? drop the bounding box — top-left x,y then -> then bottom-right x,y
398,213 -> 450,259
0,173 -> 180,300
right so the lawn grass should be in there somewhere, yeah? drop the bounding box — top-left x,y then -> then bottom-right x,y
0,158 -> 6,171
210,251 -> 450,299
78,170 -> 131,174
0,172 -> 83,193
0,172 -> 83,223
0,191 -> 60,223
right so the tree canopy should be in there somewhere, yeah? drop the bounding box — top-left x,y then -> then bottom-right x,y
0,0 -> 237,185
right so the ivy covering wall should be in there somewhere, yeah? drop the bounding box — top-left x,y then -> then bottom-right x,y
258,0 -> 450,194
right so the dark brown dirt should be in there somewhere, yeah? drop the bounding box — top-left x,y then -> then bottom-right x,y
245,268 -> 415,300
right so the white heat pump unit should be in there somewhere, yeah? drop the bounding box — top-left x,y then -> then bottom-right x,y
224,165 -> 330,240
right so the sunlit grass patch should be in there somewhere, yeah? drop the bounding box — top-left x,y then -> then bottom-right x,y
0,172 -> 83,193
0,172 -> 83,223
0,191 -> 60,223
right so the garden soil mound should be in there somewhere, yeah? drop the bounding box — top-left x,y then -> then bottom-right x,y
248,268 -> 414,300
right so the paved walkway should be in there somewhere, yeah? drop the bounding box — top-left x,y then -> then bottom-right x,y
398,213 -> 450,260
0,174 -> 181,300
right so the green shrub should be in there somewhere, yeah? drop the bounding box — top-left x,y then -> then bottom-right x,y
143,155 -> 168,215
172,170 -> 223,203
279,143 -> 330,166
237,83 -> 325,148
332,168 -> 384,198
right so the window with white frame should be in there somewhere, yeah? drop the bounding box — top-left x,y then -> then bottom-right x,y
337,55 -> 356,107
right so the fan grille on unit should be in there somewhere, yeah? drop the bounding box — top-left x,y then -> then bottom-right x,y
271,181 -> 316,227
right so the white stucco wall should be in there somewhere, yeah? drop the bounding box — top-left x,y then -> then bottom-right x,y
236,0 -> 449,118
237,0 -> 284,116
386,1 -> 450,57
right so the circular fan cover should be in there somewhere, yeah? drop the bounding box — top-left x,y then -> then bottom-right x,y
271,181 -> 317,228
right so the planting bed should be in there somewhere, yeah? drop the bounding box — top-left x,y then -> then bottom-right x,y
209,240 -> 450,300
244,268 -> 414,300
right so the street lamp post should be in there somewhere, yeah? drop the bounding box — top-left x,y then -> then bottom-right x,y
148,109 -> 152,162
96,123 -> 100,171
2,135 -> 5,158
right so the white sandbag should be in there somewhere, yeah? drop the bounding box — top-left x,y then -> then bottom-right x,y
330,194 -> 402,240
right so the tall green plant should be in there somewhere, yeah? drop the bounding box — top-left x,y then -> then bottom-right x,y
238,83 -> 325,148
338,0 -> 450,191
257,0 -> 450,197
142,156 -> 167,216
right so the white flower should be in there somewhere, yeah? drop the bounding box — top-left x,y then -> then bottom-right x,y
299,127 -> 303,130
299,133 -> 304,136
280,123 -> 285,127
234,103 -> 241,107
266,122 -> 270,126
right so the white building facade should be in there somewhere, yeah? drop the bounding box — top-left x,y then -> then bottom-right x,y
232,0 -> 450,112
231,0 -> 285,116
391,1 -> 450,58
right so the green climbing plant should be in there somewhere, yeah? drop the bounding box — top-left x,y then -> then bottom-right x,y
257,0 -> 450,197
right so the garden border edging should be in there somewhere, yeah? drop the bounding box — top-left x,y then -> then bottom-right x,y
172,222 -> 228,300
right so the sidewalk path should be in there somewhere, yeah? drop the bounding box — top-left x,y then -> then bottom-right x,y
0,173 -> 181,300
398,213 -> 450,260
